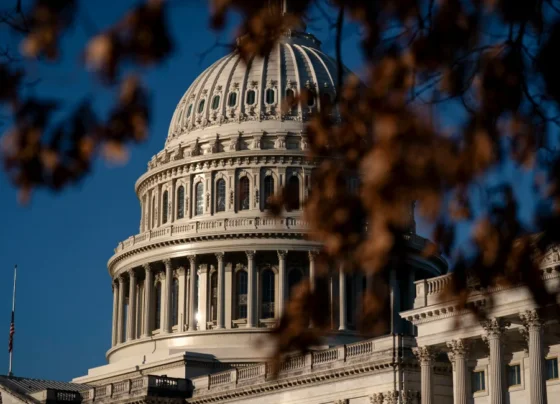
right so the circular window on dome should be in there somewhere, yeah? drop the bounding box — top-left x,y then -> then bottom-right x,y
227,92 -> 237,107
187,104 -> 193,118
265,88 -> 275,104
246,89 -> 256,105
211,95 -> 220,110
197,99 -> 205,113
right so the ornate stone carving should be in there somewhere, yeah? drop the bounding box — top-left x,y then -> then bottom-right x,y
370,393 -> 384,404
274,134 -> 287,149
162,258 -> 171,268
401,390 -> 418,404
447,339 -> 469,362
155,272 -> 165,283
128,269 -> 136,279
383,391 -> 399,404
246,251 -> 256,260
174,267 -> 186,277
481,318 -> 510,347
143,263 -> 151,273
215,252 -> 224,262
412,346 -> 436,365
254,189 -> 259,207
520,309 -> 544,331
308,250 -> 317,261
277,250 -> 288,260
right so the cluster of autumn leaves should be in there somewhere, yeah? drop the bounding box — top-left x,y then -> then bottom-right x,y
2,0 -> 560,358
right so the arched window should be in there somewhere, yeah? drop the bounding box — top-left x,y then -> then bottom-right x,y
228,92 -> 237,107
265,88 -> 275,104
195,182 -> 204,216
162,190 -> 169,224
238,177 -> 250,211
197,99 -> 205,113
187,104 -> 193,118
236,270 -> 248,319
286,176 -> 300,211
155,282 -> 162,329
216,179 -> 226,212
171,278 -> 179,327
151,196 -> 156,228
177,186 -> 185,219
246,90 -> 256,105
263,175 -> 274,209
210,272 -> 218,322
211,95 -> 220,110
261,269 -> 275,319
287,269 -> 303,299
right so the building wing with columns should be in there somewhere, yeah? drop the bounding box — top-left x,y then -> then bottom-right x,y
1,12 -> 560,404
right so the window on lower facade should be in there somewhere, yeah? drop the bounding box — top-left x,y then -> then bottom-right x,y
263,175 -> 274,209
508,364 -> 521,387
171,278 -> 179,327
162,190 -> 169,224
195,182 -> 204,216
238,177 -> 250,211
547,358 -> 559,380
210,272 -> 218,322
236,270 -> 248,319
471,370 -> 485,393
177,186 -> 185,219
155,282 -> 162,329
261,269 -> 275,319
216,179 -> 226,212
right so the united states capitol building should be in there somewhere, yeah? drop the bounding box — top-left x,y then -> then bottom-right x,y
2,10 -> 560,404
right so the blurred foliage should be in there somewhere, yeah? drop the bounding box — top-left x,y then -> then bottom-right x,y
3,0 -> 560,360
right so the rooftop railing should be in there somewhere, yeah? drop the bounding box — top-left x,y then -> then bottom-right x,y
81,375 -> 188,402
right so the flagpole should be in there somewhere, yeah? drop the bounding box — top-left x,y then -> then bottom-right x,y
8,265 -> 17,377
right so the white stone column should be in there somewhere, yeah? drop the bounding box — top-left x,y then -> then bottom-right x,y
225,263 -> 233,329
413,346 -> 436,404
111,281 -> 118,346
126,270 -> 137,341
520,310 -> 548,404
142,264 -> 153,337
117,276 -> 126,343
447,339 -> 469,404
338,266 -> 347,331
198,264 -> 209,330
188,256 -> 197,330
177,267 -> 186,331
163,259 -> 173,333
246,251 -> 256,327
216,253 -> 225,329
277,250 -> 287,318
308,251 -> 316,292
482,318 -> 510,404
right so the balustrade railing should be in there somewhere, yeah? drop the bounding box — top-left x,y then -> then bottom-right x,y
312,348 -> 338,364
82,376 -> 186,401
113,216 -> 308,253
347,340 -> 374,357
209,371 -> 231,387
188,336 -> 391,395
55,391 -> 80,402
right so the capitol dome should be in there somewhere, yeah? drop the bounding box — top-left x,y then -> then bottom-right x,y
165,31 -> 344,149
89,27 -> 446,382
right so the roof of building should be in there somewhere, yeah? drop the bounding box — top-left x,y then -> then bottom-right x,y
0,375 -> 90,394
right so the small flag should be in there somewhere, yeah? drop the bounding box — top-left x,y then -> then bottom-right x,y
8,311 -> 14,353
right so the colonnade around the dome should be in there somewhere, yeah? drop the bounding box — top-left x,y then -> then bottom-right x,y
110,249 -> 377,347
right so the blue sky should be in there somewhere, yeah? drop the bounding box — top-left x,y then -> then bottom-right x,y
0,0 -> 367,381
